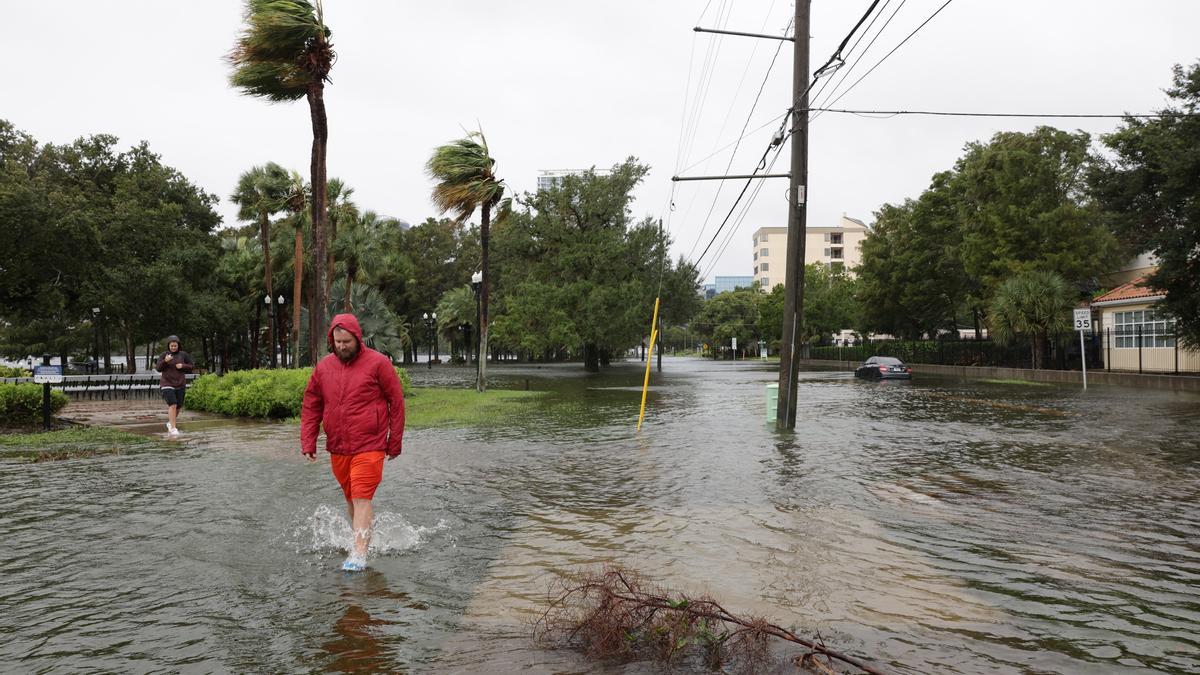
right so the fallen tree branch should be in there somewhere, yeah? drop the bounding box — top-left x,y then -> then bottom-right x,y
532,565 -> 887,674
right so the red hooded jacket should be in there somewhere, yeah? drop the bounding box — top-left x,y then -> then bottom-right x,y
301,314 -> 405,458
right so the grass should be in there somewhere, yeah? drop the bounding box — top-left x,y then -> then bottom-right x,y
404,387 -> 545,429
981,378 -> 1053,387
0,427 -> 158,462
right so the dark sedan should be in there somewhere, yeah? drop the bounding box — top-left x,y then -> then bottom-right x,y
854,356 -> 912,380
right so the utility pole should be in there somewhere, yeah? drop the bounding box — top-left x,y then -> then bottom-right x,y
776,0 -> 810,430
681,7 -> 807,429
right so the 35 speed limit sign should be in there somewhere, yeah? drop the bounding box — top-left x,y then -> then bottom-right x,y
1073,308 -> 1092,332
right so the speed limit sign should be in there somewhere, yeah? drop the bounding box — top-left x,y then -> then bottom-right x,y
1073,308 -> 1092,332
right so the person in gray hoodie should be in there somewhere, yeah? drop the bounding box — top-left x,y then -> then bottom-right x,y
155,335 -> 194,436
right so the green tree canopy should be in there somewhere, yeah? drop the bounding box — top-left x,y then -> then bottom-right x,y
1091,61 -> 1200,347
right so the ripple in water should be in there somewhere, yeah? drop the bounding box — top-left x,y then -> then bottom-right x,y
290,504 -> 450,555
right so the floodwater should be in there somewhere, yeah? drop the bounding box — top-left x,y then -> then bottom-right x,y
1,358 -> 1198,673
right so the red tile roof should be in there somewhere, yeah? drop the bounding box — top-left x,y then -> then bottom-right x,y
1092,276 -> 1165,305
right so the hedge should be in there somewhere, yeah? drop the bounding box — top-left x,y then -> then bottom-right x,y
0,366 -> 31,378
0,383 -> 69,426
186,366 -> 413,419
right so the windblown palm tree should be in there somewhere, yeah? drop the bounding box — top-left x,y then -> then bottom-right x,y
231,162 -> 290,366
229,0 -> 335,356
988,270 -> 1075,369
436,286 -> 478,360
426,130 -> 505,392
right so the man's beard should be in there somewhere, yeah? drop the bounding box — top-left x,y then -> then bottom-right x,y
336,346 -> 358,362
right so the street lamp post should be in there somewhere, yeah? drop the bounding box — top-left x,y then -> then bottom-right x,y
264,295 -> 276,368
422,312 -> 437,369
91,307 -> 100,374
276,295 -> 286,367
471,271 -> 482,371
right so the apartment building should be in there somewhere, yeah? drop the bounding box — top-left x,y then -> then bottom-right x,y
751,216 -> 870,290
536,168 -> 610,192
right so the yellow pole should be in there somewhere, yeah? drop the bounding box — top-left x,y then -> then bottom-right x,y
637,297 -> 661,431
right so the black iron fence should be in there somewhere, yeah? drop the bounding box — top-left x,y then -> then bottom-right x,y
810,327 -> 1196,375
0,374 -> 200,400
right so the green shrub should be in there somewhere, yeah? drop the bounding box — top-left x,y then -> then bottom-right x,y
187,365 -> 412,419
0,366 -> 31,378
0,383 -> 69,426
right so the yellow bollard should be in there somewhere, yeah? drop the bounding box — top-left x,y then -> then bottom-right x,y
637,298 -> 661,432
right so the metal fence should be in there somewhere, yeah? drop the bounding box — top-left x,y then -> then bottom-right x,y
0,374 -> 200,400
810,328 -> 1196,375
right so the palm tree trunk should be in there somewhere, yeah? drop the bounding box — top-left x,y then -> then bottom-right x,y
307,81 -> 330,362
292,227 -> 304,367
477,202 -> 490,393
344,262 -> 355,310
261,212 -> 274,368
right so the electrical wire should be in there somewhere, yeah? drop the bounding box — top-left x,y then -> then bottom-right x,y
810,0 -> 904,116
687,15 -> 794,260
806,108 -> 1200,119
819,0 -> 955,113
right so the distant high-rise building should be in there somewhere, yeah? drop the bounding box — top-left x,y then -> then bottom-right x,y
751,216 -> 870,291
536,168 -> 609,192
713,276 -> 755,295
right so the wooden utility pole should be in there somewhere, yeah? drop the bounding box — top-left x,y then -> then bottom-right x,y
776,0 -> 810,430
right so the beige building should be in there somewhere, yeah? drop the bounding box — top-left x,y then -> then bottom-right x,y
1092,275 -> 1200,374
751,216 -> 869,290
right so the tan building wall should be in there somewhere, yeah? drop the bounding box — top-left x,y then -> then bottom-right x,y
751,216 -> 869,291
1096,300 -> 1200,373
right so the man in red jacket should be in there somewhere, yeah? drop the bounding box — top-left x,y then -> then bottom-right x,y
301,313 -> 405,572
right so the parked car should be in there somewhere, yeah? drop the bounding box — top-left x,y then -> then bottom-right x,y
854,356 -> 912,380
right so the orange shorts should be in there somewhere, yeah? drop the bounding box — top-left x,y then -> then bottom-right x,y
330,451 -> 385,500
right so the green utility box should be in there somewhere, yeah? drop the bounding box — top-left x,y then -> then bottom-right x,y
765,383 -> 778,423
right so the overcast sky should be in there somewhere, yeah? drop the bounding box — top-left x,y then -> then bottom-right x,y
7,1 -> 1198,283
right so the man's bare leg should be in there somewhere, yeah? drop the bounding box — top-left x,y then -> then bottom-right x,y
347,498 -> 373,556
167,404 -> 178,429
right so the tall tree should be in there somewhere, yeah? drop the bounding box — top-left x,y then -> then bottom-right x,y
426,130 -> 505,392
325,177 -> 357,298
1091,62 -> 1200,347
988,270 -> 1075,369
229,0 -> 335,358
231,162 -> 289,365
281,171 -> 310,365
333,210 -> 386,311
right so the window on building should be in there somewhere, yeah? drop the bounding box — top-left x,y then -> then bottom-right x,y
831,233 -> 843,245
761,248 -> 768,257
830,261 -> 844,271
761,233 -> 768,241
1113,309 -> 1176,347
753,265 -> 759,275
761,277 -> 768,287
752,237 -> 758,247
760,262 -> 769,272
823,233 -> 830,242
830,247 -> 843,259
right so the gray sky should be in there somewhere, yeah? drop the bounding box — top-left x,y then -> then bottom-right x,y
7,1 -> 1198,282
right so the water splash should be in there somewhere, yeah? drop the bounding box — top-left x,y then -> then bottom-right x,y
295,504 -> 449,555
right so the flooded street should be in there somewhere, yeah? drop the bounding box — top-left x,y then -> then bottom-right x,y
2,358 -> 1198,673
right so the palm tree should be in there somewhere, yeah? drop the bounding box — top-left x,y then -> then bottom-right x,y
333,211 -> 386,311
988,270 -> 1075,369
426,130 -> 505,392
231,162 -> 290,366
326,177 -> 358,298
436,286 -> 478,361
281,171 -> 311,365
229,0 -> 335,356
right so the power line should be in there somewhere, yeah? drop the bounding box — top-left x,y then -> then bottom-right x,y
806,108 -> 1200,119
810,0 -> 905,115
688,16 -> 794,260
820,0 -> 955,112
691,1 -> 888,274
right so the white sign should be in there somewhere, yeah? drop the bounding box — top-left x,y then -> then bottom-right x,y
33,365 -> 63,384
731,337 -> 737,350
1073,309 -> 1092,332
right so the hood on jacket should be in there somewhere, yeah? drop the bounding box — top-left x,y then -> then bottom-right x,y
327,314 -> 364,350
165,335 -> 181,352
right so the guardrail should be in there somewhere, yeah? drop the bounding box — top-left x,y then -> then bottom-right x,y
0,374 -> 200,400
